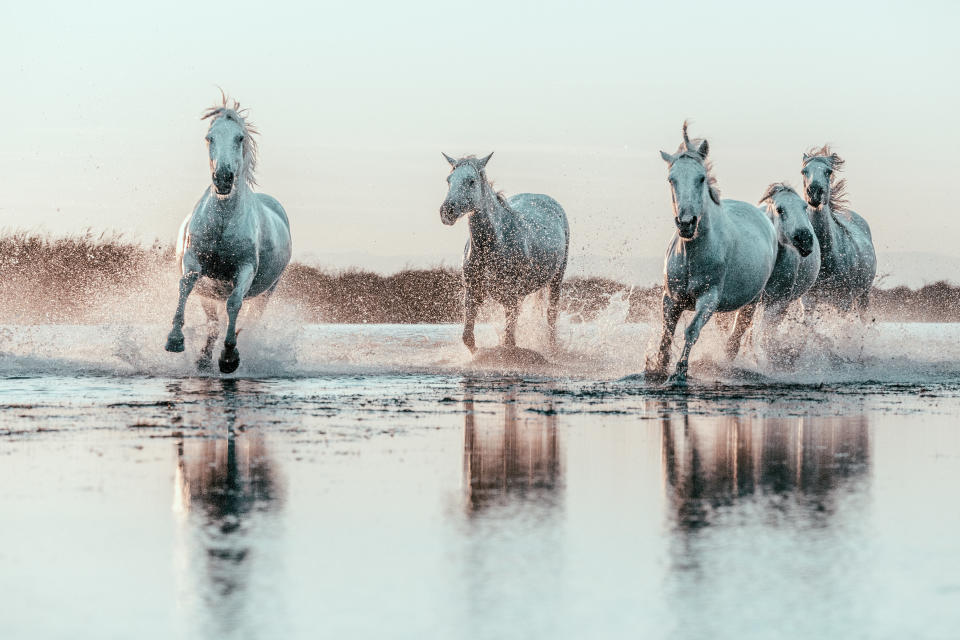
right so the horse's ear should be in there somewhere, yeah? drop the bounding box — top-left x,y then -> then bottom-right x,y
478,152 -> 493,169
660,150 -> 674,164
802,152 -> 811,163
697,139 -> 709,158
442,152 -> 457,167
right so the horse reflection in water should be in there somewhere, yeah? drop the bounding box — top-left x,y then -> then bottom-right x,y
169,379 -> 284,638
461,383 -> 563,512
658,406 -> 869,530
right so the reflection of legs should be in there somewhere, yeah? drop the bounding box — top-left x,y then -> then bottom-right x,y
646,295 -> 683,381
197,300 -> 219,372
503,300 -> 520,348
670,291 -> 719,384
725,302 -> 757,360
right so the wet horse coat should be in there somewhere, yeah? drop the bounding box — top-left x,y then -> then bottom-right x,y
801,147 -> 876,317
164,99 -> 291,373
648,123 -> 778,383
439,153 -> 569,354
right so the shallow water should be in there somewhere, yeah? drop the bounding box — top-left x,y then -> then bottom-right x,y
2,324 -> 960,639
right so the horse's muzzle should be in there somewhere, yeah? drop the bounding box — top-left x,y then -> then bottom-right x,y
806,186 -> 823,208
213,169 -> 235,196
793,228 -> 815,257
439,203 -> 461,226
676,216 -> 698,239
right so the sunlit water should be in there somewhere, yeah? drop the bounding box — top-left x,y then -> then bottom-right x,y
2,322 -> 960,639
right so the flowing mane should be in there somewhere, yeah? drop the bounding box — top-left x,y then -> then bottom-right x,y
759,182 -> 799,204
202,95 -> 260,188
803,144 -> 848,213
669,120 -> 721,202
451,155 -> 511,209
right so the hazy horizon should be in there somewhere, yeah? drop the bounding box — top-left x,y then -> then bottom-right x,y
3,0 -> 958,284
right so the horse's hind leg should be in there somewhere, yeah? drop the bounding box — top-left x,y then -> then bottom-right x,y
724,302 -> 757,361
197,300 -> 219,372
503,300 -> 520,349
856,290 -> 872,323
462,286 -> 482,353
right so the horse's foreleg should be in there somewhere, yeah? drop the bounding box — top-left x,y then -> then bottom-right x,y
670,290 -> 720,385
219,264 -> 256,374
646,295 -> 683,382
724,302 -> 757,361
197,300 -> 219,372
503,300 -> 520,348
165,270 -> 201,353
462,287 -> 481,353
547,277 -> 563,349
759,302 -> 791,366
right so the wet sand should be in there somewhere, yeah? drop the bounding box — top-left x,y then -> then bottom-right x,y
2,323 -> 960,638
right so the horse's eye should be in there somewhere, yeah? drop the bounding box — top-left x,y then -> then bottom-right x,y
776,206 -> 784,215
698,176 -> 705,185
825,169 -> 832,176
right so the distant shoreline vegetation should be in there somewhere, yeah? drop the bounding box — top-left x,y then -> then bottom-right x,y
1,232 -> 958,324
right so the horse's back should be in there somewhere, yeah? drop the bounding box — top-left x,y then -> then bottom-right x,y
507,193 -> 569,255
716,199 -> 778,311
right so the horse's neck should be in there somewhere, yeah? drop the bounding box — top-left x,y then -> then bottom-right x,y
469,186 -> 511,252
202,187 -> 253,238
809,202 -> 838,254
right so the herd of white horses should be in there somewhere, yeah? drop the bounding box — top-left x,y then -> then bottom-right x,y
165,99 -> 876,382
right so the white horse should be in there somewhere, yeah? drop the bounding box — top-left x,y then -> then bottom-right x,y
439,153 -> 569,354
164,98 -> 292,373
646,123 -> 778,384
801,146 -> 877,317
726,183 -> 821,361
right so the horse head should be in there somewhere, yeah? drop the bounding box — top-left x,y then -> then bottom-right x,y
660,121 -> 720,240
202,97 -> 258,199
439,152 -> 493,225
801,145 -> 846,210
760,183 -> 816,257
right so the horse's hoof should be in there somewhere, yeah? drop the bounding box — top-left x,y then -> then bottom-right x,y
667,372 -> 688,387
197,354 -> 214,373
165,332 -> 185,353
218,348 -> 240,374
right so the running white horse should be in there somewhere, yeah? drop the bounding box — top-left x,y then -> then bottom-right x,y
646,123 -> 778,384
725,183 -> 821,361
164,98 -> 292,373
439,153 -> 569,355
801,146 -> 876,317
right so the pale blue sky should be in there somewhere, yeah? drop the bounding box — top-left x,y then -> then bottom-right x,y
2,0 -> 958,280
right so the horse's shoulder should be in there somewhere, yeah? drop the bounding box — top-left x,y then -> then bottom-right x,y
836,209 -> 872,239
254,193 -> 290,225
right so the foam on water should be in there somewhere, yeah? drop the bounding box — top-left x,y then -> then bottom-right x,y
3,298 -> 960,384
